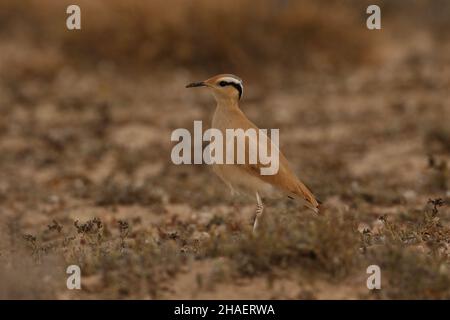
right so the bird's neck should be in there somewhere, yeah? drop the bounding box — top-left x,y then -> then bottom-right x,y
212,98 -> 241,129
215,97 -> 239,110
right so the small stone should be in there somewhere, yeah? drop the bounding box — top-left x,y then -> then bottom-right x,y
197,211 -> 214,226
48,195 -> 60,204
371,220 -> 384,234
357,223 -> 370,233
402,190 -> 417,200
192,231 -> 210,242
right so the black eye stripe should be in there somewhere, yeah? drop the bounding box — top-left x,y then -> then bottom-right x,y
218,81 -> 243,99
230,82 -> 243,99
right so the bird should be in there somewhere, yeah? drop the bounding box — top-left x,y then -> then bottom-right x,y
186,74 -> 319,232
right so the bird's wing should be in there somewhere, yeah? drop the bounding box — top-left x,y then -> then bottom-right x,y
245,145 -> 319,212
229,115 -> 319,211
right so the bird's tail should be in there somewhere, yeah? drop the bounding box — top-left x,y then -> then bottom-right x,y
292,181 -> 320,214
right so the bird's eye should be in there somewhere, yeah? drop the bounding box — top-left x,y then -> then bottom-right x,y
219,81 -> 228,87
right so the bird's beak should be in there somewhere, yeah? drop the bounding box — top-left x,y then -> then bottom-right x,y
186,81 -> 206,88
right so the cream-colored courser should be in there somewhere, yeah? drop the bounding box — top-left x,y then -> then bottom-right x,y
186,74 -> 319,232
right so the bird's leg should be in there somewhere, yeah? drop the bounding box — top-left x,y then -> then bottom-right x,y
253,192 -> 264,233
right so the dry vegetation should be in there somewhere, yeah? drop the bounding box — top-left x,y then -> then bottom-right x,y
0,0 -> 378,73
0,0 -> 450,299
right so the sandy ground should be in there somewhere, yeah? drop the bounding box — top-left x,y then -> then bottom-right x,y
1,19 -> 450,299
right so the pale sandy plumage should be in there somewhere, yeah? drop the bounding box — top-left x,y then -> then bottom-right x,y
186,74 -> 319,232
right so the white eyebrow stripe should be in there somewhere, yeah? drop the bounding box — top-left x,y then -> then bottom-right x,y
218,77 -> 242,85
217,76 -> 244,99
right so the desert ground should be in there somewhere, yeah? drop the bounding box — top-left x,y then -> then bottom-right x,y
0,0 -> 449,299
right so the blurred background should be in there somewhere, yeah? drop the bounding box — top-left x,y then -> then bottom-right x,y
0,0 -> 449,299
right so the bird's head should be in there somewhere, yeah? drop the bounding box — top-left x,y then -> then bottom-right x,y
186,74 -> 243,103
